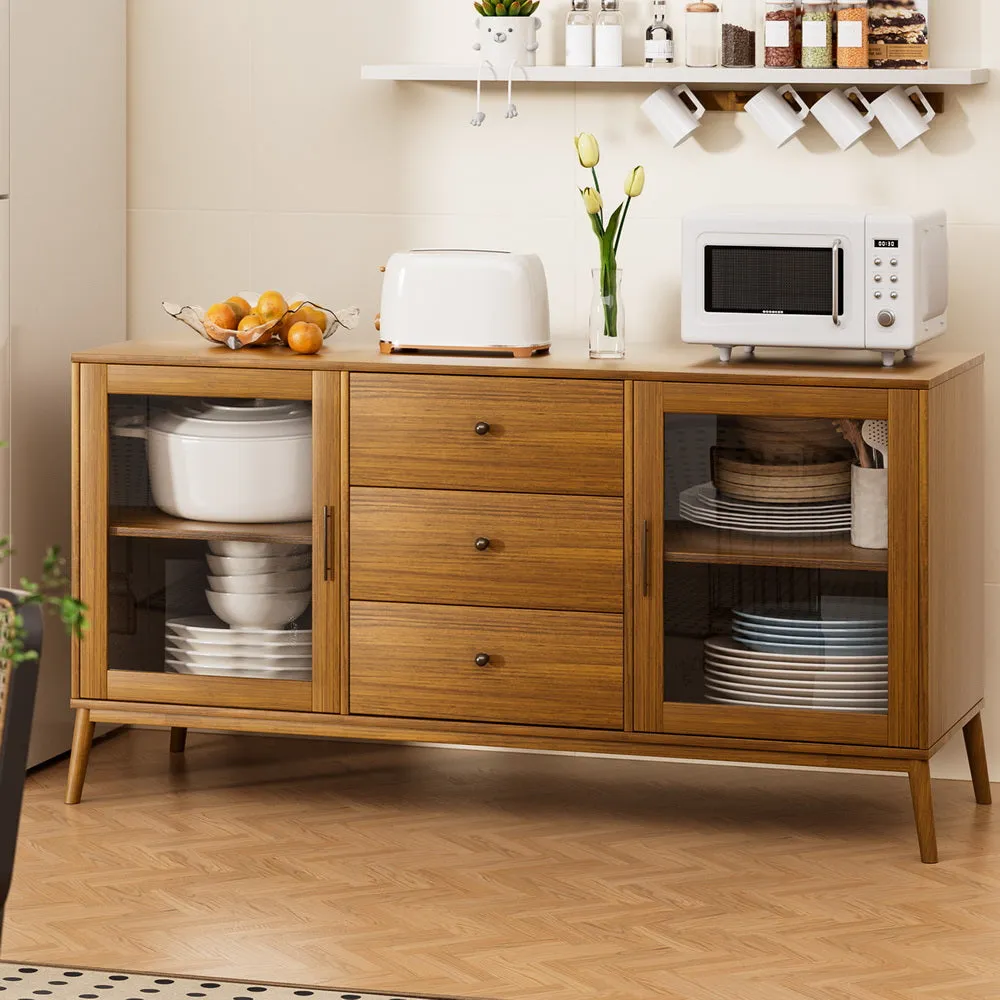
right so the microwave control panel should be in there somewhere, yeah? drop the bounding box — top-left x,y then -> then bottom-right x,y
870,236 -> 903,329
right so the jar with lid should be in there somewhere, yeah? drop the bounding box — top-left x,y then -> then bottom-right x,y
836,1 -> 869,68
721,0 -> 757,67
764,0 -> 797,67
801,0 -> 834,69
686,2 -> 719,67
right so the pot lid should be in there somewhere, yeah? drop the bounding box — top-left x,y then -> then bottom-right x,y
151,398 -> 312,439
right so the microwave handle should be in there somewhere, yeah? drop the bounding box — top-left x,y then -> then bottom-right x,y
831,240 -> 842,327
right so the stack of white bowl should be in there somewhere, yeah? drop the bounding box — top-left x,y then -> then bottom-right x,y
204,540 -> 312,629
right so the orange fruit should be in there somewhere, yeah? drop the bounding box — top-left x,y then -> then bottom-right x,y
238,313 -> 262,332
298,304 -> 328,331
287,321 -> 323,355
278,300 -> 305,343
256,290 -> 288,324
204,302 -> 238,331
226,296 -> 251,322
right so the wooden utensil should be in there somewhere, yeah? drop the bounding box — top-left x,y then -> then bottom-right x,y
834,419 -> 873,468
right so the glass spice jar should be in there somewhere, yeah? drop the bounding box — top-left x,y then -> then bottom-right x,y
764,0 -> 797,67
686,2 -> 720,67
721,0 -> 757,68
801,0 -> 834,69
836,1 -> 869,68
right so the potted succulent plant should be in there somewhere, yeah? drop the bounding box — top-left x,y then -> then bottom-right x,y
0,458 -> 86,946
473,0 -> 543,72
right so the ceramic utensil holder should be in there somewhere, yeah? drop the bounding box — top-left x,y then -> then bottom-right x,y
851,465 -> 888,549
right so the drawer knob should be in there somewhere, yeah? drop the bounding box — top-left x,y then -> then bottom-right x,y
474,421 -> 491,436
475,653 -> 491,667
474,536 -> 491,551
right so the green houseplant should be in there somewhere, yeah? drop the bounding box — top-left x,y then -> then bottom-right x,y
0,443 -> 86,946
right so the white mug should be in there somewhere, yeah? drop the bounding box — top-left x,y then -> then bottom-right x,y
811,87 -> 875,151
871,86 -> 935,149
641,85 -> 707,147
744,85 -> 810,148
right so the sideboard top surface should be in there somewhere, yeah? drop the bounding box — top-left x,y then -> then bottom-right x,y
73,334 -> 984,390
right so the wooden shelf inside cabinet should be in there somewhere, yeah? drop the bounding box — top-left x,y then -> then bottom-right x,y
109,507 -> 312,545
663,521 -> 888,572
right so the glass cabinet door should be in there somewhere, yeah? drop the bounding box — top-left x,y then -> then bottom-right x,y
634,383 -> 920,747
77,367 -> 341,714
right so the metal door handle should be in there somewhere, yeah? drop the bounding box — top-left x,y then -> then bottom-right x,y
323,505 -> 336,582
832,239 -> 842,328
641,519 -> 649,598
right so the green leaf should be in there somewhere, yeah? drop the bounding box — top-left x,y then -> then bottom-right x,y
482,0 -> 496,12
603,202 -> 624,257
509,0 -> 521,13
495,1 -> 506,12
474,2 -> 487,14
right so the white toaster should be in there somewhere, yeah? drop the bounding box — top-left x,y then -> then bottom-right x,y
377,250 -> 551,358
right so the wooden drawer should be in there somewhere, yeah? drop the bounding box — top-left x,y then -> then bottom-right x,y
350,374 -> 624,495
350,602 -> 624,729
351,487 -> 623,612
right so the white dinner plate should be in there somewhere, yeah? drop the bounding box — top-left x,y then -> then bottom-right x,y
679,510 -> 851,537
705,661 -> 888,687
730,621 -> 889,640
167,635 -> 313,658
732,624 -> 887,646
705,635 -> 889,665
166,659 -> 311,682
682,483 -> 852,514
704,670 -> 887,696
679,507 -> 852,529
705,679 -> 888,707
704,652 -> 888,675
706,692 -> 888,714
166,644 -> 312,671
733,636 -> 888,657
680,499 -> 851,523
733,598 -> 889,628
165,616 -> 311,646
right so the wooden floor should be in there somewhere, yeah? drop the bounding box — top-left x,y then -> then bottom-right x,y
4,730 -> 998,1000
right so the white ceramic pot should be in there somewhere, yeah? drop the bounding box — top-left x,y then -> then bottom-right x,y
474,15 -> 540,72
114,399 -> 312,523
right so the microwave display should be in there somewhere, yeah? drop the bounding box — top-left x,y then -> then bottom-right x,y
874,239 -> 899,248
705,245 -> 845,316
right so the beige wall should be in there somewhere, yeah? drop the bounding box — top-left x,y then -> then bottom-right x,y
126,0 -> 998,778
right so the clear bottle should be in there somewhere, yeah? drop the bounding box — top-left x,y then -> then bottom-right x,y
596,0 -> 624,67
685,3 -> 718,67
646,0 -> 675,66
764,0 -> 797,67
836,1 -> 869,69
566,0 -> 595,67
801,0 -> 834,69
721,0 -> 757,68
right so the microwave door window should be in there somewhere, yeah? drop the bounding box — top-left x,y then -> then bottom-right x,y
705,246 -> 845,317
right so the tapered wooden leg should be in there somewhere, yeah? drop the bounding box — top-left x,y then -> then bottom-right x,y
962,712 -> 993,805
65,709 -> 95,805
908,760 -> 938,864
169,727 -> 188,754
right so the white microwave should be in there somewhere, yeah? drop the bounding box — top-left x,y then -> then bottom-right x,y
682,207 -> 949,367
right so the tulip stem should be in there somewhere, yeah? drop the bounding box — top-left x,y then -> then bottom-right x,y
614,196 -> 631,256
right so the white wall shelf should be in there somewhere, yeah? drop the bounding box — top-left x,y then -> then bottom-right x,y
362,65 -> 989,89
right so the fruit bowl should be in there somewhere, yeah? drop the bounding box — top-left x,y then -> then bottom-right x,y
163,293 -> 360,351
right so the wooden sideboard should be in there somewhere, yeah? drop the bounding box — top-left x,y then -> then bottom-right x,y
67,340 -> 992,863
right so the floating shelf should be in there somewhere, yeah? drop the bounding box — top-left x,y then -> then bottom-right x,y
362,65 -> 989,89
110,507 -> 313,546
663,521 -> 888,572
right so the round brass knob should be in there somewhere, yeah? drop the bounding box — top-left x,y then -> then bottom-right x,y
475,653 -> 491,667
475,421 -> 490,436
474,537 -> 491,551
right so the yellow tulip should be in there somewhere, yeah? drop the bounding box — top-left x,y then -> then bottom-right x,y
580,186 -> 603,216
575,132 -> 601,169
625,165 -> 646,198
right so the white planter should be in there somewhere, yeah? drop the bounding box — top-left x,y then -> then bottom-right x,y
474,16 -> 541,73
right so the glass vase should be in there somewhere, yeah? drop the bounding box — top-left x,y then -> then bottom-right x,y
589,266 -> 625,359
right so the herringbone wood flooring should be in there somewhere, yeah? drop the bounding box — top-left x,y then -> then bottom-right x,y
4,730 -> 998,1000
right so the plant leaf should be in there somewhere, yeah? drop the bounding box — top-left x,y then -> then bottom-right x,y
509,0 -> 521,13
603,202 -> 624,257
474,2 -> 487,13
482,0 -> 496,12
495,1 -> 506,12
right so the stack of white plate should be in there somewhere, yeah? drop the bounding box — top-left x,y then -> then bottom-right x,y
680,483 -> 852,536
165,616 -> 312,681
204,540 -> 312,629
704,597 -> 889,713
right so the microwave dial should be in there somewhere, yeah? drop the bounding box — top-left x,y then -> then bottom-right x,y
877,309 -> 896,328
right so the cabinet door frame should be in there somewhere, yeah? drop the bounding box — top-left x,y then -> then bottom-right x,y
75,363 -> 342,714
633,380 -> 921,748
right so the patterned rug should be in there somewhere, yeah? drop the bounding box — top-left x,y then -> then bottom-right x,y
0,965 -> 473,1000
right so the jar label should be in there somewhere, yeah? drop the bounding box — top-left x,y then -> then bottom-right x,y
565,23 -> 594,66
645,39 -> 674,60
765,20 -> 791,47
596,24 -> 624,66
837,20 -> 863,48
802,20 -> 828,47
